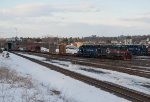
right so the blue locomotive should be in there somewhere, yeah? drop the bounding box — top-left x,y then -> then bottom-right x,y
77,45 -> 132,60
125,45 -> 148,56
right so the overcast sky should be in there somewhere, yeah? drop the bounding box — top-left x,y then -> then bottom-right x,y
0,0 -> 150,38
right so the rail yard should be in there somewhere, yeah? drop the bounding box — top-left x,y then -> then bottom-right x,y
1,42 -> 150,101
1,1 -> 150,102
2,31 -> 150,102
5,50 -> 148,102
19,51 -> 150,78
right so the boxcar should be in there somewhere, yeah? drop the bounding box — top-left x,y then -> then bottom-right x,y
26,44 -> 41,52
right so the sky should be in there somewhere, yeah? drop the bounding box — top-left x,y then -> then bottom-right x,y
0,0 -> 150,38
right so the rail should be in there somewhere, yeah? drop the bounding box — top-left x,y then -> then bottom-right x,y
12,52 -> 150,102
23,51 -> 150,78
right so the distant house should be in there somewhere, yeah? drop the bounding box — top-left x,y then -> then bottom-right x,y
140,40 -> 147,45
124,36 -> 132,45
140,38 -> 150,45
83,41 -> 95,45
111,40 -> 118,44
98,41 -> 106,44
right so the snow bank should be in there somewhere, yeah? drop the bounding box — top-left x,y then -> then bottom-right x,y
0,53 -> 129,102
20,53 -> 150,95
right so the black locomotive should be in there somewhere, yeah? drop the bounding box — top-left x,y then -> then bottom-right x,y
77,45 -> 132,60
125,45 -> 148,56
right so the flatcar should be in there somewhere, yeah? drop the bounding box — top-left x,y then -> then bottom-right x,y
77,45 -> 132,60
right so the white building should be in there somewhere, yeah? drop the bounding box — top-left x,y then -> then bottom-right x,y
124,36 -> 132,45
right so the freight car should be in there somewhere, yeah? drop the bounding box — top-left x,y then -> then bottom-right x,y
77,45 -> 132,60
148,46 -> 150,56
26,44 -> 41,52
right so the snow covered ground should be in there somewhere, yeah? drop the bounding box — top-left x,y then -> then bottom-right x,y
0,52 -> 129,102
19,53 -> 150,95
0,67 -> 67,102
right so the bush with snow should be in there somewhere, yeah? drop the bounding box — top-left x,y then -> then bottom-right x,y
0,67 -> 77,102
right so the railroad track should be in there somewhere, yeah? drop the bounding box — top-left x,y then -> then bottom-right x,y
22,51 -> 150,78
27,51 -> 150,68
17,51 -> 150,67
12,52 -> 150,102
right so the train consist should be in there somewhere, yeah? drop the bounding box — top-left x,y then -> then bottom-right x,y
77,45 -> 132,60
77,44 -> 150,59
20,44 -> 132,60
6,41 -> 150,60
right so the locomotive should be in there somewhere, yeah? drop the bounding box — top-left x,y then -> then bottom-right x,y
125,45 -> 148,56
77,45 -> 132,60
